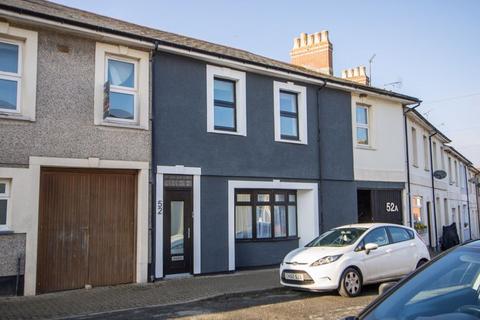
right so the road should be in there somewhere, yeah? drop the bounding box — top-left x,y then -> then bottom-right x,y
71,286 -> 378,320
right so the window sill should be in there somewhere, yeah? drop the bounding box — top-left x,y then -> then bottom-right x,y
275,138 -> 307,145
207,129 -> 246,137
236,237 -> 300,243
97,120 -> 148,130
0,228 -> 14,235
356,144 -> 376,151
413,164 -> 419,168
0,113 -> 34,122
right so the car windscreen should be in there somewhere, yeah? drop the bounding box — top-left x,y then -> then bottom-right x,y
363,247 -> 480,320
305,228 -> 367,247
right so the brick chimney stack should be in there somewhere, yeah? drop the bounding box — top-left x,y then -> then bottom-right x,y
341,66 -> 370,86
290,31 -> 333,76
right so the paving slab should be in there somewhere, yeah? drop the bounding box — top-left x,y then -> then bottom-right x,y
0,268 -> 281,320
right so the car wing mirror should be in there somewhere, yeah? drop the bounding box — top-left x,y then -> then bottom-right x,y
365,243 -> 378,254
378,281 -> 398,295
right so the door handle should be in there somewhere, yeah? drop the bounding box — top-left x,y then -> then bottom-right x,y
187,227 -> 191,239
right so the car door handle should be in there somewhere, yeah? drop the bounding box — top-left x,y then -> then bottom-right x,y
386,248 -> 393,253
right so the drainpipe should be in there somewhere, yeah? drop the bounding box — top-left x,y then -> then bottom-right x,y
465,166 -> 472,240
316,81 -> 327,232
150,41 -> 159,282
428,131 -> 439,250
403,103 -> 421,227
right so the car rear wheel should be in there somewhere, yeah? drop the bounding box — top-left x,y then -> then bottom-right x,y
416,259 -> 428,269
338,267 -> 362,297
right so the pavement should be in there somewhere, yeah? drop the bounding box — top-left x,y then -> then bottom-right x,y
0,268 -> 282,320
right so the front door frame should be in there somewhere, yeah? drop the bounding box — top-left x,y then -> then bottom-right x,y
155,166 -> 201,278
163,189 -> 193,275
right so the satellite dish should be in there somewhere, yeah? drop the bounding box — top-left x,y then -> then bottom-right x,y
433,170 -> 447,180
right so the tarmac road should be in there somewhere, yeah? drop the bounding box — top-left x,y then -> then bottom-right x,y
70,286 -> 378,320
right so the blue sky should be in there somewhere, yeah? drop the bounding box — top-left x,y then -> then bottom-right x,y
53,0 -> 480,166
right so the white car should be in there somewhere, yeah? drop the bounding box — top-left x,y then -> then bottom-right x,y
280,223 -> 430,297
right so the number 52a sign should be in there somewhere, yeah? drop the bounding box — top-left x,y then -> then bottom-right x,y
386,202 -> 399,213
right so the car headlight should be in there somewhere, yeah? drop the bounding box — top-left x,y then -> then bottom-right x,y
310,254 -> 343,267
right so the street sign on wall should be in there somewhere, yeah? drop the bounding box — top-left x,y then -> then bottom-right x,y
433,170 -> 447,180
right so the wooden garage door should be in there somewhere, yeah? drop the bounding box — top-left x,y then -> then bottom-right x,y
37,168 -> 137,294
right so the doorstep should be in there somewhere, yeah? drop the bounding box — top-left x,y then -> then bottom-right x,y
0,268 -> 281,320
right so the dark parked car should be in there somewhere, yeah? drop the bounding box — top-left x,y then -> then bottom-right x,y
345,240 -> 480,320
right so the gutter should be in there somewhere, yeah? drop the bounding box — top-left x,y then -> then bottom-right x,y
0,4 -> 420,104
403,103 -> 421,227
316,82 -> 327,232
428,131 -> 439,250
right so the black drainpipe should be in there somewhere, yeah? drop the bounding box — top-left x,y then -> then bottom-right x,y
465,165 -> 472,240
403,103 -> 421,227
316,81 -> 327,232
150,41 -> 159,282
428,131 -> 439,250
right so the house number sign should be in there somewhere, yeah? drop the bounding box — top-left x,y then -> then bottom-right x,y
157,200 -> 163,215
386,202 -> 399,213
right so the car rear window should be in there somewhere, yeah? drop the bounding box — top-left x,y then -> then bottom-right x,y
389,226 -> 414,243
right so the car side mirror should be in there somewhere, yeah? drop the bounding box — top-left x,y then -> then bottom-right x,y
365,243 -> 378,254
378,281 -> 398,295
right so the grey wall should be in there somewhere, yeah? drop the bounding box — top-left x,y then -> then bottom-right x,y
154,52 -> 320,180
0,29 -> 150,167
0,233 -> 25,277
236,239 -> 298,268
153,52 -> 358,272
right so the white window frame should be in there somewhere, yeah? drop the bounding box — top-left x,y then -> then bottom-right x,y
0,23 -> 37,121
206,65 -> 246,136
273,81 -> 307,145
423,135 -> 429,171
104,55 -> 139,124
94,42 -> 149,130
412,127 -> 418,167
355,104 -> 370,146
432,141 -> 437,171
0,179 -> 11,231
0,38 -> 22,114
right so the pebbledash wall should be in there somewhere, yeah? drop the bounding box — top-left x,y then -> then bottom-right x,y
0,25 -> 151,295
152,52 -> 357,276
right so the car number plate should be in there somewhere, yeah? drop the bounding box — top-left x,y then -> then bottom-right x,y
284,272 -> 304,281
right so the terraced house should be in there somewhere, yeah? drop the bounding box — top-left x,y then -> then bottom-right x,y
1,0 -> 477,297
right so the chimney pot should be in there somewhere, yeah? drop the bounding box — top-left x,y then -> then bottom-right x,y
290,30 -> 333,75
300,33 -> 307,47
341,65 -> 370,85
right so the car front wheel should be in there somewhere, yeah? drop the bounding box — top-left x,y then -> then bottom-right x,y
338,267 -> 362,297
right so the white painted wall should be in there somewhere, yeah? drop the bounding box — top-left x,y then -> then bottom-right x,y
351,94 -> 407,183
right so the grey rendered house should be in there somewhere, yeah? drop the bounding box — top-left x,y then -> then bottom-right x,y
0,0 -> 151,295
0,0 -> 421,295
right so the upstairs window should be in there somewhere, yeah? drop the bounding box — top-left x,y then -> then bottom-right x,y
105,57 -> 137,122
94,42 -> 149,129
213,78 -> 236,131
412,127 -> 418,166
423,135 -> 429,171
273,81 -> 307,144
356,105 -> 369,145
0,40 -> 21,113
206,65 -> 246,136
279,91 -> 299,140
